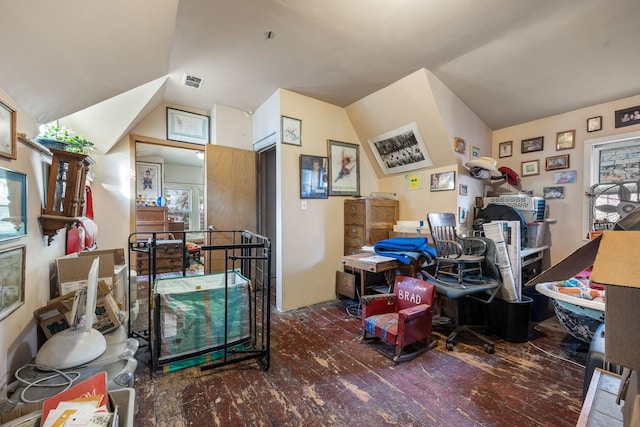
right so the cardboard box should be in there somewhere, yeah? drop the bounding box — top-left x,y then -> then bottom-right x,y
57,252 -> 115,295
34,283 -> 123,338
590,231 -> 640,372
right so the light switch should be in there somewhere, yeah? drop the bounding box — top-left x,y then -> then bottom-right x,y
301,201 -> 308,211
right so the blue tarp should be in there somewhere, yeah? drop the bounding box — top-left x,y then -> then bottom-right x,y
374,237 -> 437,265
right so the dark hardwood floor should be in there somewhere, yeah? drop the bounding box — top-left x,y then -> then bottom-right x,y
132,295 -> 588,427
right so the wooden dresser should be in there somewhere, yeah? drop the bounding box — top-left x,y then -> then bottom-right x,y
134,206 -> 185,275
344,198 -> 399,255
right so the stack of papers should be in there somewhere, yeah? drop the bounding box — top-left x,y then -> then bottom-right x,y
358,255 -> 396,263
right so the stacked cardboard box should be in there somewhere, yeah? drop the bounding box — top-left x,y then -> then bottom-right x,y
33,249 -> 128,339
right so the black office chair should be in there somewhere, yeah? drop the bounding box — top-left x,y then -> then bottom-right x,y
423,213 -> 501,353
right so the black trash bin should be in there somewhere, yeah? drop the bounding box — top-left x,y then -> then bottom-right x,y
523,286 -> 551,322
489,296 -> 533,343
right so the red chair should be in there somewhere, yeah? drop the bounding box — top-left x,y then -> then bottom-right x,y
361,276 -> 436,362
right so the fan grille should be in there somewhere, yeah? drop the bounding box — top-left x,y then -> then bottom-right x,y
589,180 -> 640,231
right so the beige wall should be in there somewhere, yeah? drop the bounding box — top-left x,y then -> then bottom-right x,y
277,90 -> 377,311
347,69 -> 493,235
0,88 -> 69,383
492,93 -> 640,265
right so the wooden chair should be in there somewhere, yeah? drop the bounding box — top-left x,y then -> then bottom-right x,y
361,276 -> 436,363
427,212 -> 487,284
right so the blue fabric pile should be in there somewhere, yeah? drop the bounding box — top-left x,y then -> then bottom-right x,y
373,237 -> 437,265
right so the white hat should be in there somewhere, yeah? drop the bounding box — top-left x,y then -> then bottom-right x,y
465,157 -> 503,178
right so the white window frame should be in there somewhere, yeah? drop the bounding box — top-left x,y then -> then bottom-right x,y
584,130 -> 640,239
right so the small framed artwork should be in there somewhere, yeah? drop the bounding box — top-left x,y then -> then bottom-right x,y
300,154 -> 328,199
0,245 -> 26,322
454,137 -> 466,154
498,141 -> 512,158
166,107 -> 210,144
136,161 -> 163,205
328,140 -> 359,196
281,116 -> 302,146
545,154 -> 570,171
543,186 -> 565,200
614,105 -> 640,128
587,116 -> 602,132
521,160 -> 540,177
475,196 -> 484,208
0,99 -> 17,160
459,184 -> 468,196
521,136 -> 544,153
556,130 -> 575,151
0,167 -> 27,242
554,170 -> 577,184
469,145 -> 480,160
458,207 -> 467,224
430,171 -> 455,192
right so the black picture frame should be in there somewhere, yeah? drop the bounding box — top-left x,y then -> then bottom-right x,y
166,107 -> 210,144
587,116 -> 602,132
614,106 -> 640,128
299,154 -> 328,199
521,136 -> 544,153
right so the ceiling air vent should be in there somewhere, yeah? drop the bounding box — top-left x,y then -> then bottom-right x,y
182,73 -> 204,89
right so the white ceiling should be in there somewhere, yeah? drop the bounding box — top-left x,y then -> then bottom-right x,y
2,0 -> 640,156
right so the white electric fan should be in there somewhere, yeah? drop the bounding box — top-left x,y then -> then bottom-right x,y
35,258 -> 107,369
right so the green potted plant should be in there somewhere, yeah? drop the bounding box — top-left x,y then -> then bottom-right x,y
36,123 -> 94,154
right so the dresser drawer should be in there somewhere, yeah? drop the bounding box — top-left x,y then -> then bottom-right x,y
344,201 -> 365,224
344,225 -> 364,243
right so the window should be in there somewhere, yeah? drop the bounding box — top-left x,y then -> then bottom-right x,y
585,130 -> 640,236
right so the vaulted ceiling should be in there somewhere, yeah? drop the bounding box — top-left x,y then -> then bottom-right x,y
2,0 -> 640,155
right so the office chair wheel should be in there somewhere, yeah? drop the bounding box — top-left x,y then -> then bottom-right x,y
446,342 -> 454,351
484,344 -> 495,354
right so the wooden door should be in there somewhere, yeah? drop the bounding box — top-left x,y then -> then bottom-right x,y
205,145 -> 257,271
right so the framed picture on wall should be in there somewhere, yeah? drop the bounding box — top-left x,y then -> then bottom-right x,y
0,99 -> 17,160
521,136 -> 544,153
136,161 -> 163,205
587,116 -> 602,132
499,141 -> 512,158
0,245 -> 25,322
521,159 -> 540,176
430,171 -> 455,192
545,154 -> 570,171
281,116 -> 302,146
368,122 -> 433,174
166,107 -> 210,144
556,130 -> 575,150
328,140 -> 359,196
614,105 -> 640,128
454,137 -> 465,153
300,154 -> 328,199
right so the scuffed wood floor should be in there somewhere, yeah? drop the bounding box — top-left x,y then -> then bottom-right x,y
132,298 -> 588,426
